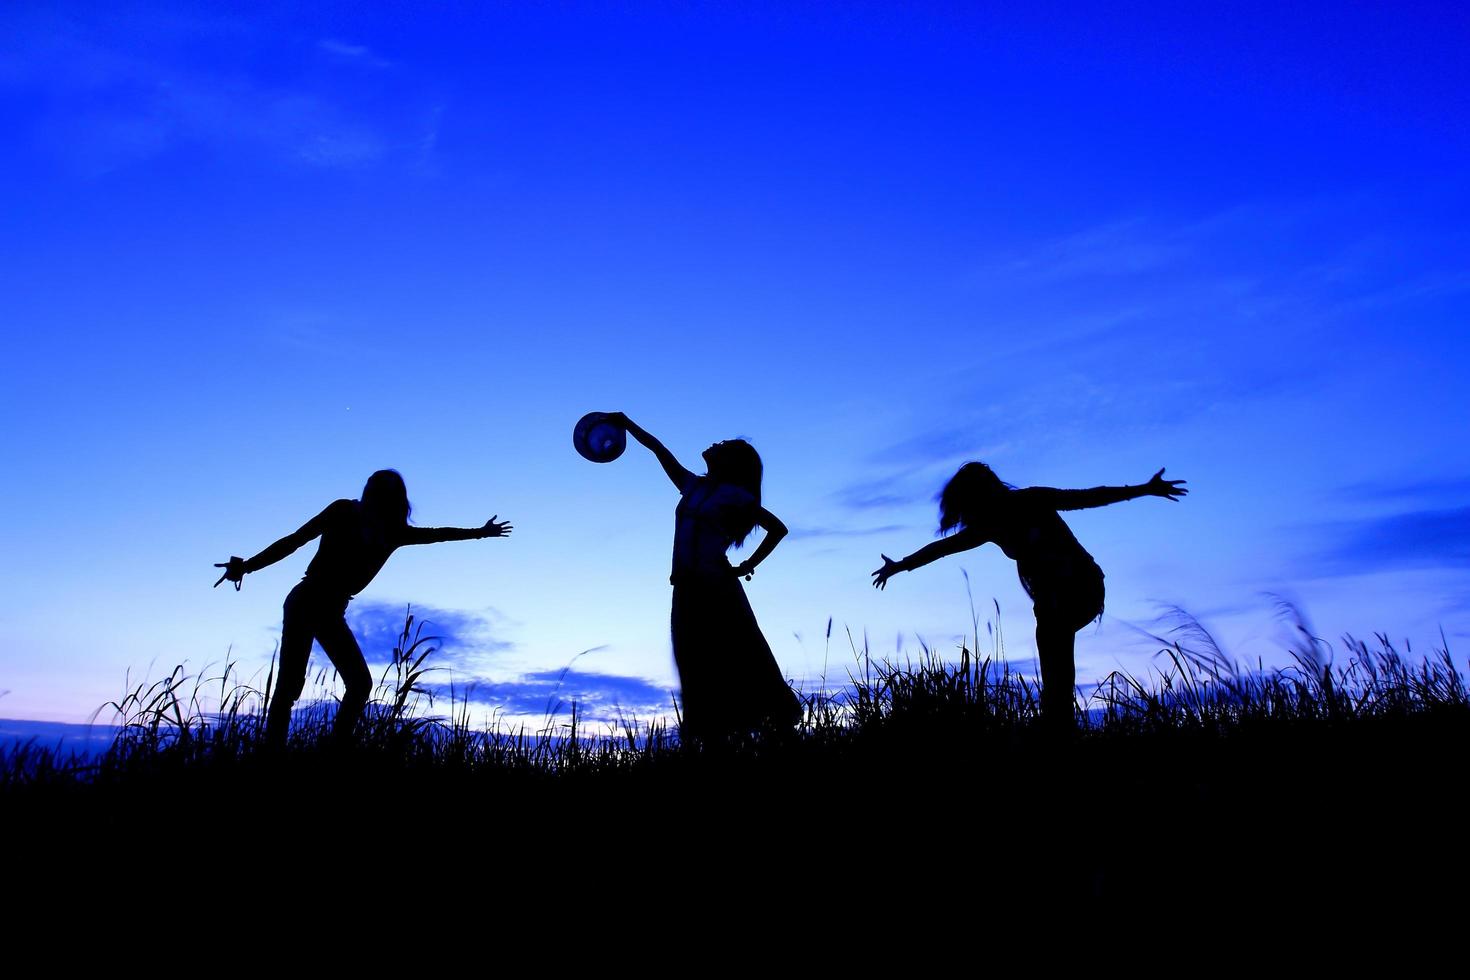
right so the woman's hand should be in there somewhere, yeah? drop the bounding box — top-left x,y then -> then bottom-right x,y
732,559 -> 755,581
1144,468 -> 1188,501
871,554 -> 904,590
481,516 -> 514,538
213,556 -> 245,591
602,411 -> 630,428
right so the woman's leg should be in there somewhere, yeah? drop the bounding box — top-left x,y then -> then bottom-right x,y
1034,613 -> 1078,733
1033,575 -> 1103,733
265,589 -> 315,748
314,614 -> 373,742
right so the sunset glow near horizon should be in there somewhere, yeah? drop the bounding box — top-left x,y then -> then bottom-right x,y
2,2 -> 1467,732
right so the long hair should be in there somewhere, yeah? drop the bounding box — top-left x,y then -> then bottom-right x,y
938,461 -> 1012,534
706,439 -> 762,547
361,469 -> 412,527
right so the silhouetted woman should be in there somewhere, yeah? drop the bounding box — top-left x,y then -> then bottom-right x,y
872,464 -> 1186,730
604,413 -> 801,740
214,469 -> 511,748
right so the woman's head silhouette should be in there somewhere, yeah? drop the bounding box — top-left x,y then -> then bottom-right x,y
361,469 -> 411,526
938,461 -> 1013,533
704,439 -> 763,546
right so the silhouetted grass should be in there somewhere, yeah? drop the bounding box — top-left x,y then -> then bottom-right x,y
5,604 -> 1467,901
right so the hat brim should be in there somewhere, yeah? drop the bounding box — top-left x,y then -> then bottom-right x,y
573,412 -> 627,463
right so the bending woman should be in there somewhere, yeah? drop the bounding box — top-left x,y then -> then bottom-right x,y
605,413 -> 801,740
872,464 -> 1186,729
214,469 -> 511,747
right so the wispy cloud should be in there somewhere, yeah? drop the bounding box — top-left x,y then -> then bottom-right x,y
1442,593 -> 1470,635
342,602 -> 670,723
0,719 -> 119,758
317,38 -> 394,69
843,347 -> 1288,493
1313,506 -> 1470,575
865,428 -> 1011,468
977,218 -> 1185,285
1336,476 -> 1470,506
265,313 -> 397,361
787,524 -> 908,541
966,202 -> 1328,296
855,197 -> 1441,488
2,14 -> 428,175
425,670 -> 673,723
833,473 -> 921,512
347,600 -> 514,668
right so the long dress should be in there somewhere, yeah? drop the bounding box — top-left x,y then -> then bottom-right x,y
669,475 -> 801,739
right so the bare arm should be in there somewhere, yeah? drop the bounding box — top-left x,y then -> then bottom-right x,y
244,508 -> 333,572
400,516 -> 513,545
733,508 -> 787,579
1017,469 -> 1188,511
872,526 -> 988,589
604,412 -> 693,491
214,503 -> 336,588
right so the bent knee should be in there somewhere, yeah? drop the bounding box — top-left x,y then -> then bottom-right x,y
340,671 -> 372,701
272,672 -> 308,704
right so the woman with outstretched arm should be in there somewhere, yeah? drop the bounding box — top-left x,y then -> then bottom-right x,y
873,464 -> 1186,730
214,469 -> 511,748
603,413 -> 800,740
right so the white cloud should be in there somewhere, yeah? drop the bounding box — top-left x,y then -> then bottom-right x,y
2,17 -> 418,174
318,38 -> 394,69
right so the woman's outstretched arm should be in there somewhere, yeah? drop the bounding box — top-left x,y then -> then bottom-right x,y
401,516 -> 513,545
1017,469 -> 1188,511
213,502 -> 338,588
732,507 -> 787,579
872,526 -> 988,589
604,412 -> 693,491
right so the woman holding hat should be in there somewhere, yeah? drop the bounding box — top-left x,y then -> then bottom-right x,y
602,413 -> 800,741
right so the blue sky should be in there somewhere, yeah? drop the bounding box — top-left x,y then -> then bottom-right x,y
2,1 -> 1467,728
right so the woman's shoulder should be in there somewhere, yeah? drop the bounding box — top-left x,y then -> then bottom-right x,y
708,480 -> 755,506
1008,488 -> 1057,512
321,498 -> 360,523
679,476 -> 754,509
963,490 -> 1042,536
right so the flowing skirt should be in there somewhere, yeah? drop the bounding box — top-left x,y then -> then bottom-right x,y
670,573 -> 801,739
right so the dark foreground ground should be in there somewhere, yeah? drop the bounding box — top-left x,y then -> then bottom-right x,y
7,710 -> 1466,909
6,637 -> 1468,922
